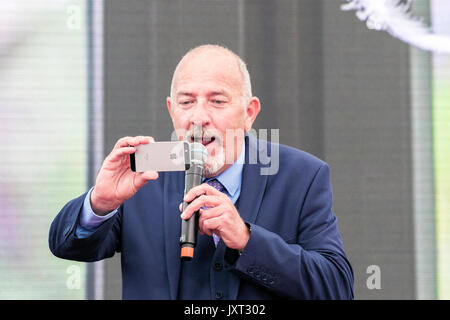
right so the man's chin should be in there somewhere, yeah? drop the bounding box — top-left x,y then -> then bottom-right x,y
203,158 -> 225,178
203,165 -> 219,178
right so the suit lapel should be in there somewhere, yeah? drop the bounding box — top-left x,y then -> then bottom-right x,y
228,133 -> 269,299
236,133 -> 269,223
163,171 -> 184,300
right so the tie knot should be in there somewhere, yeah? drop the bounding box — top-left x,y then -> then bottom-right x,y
207,179 -> 225,193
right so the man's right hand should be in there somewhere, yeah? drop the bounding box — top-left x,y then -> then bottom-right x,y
90,136 -> 159,215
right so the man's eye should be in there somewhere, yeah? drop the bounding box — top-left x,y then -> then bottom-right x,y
179,100 -> 193,106
211,100 -> 225,105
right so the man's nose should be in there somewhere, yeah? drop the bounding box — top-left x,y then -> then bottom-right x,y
189,99 -> 211,127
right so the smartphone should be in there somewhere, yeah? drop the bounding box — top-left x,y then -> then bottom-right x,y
130,141 -> 190,172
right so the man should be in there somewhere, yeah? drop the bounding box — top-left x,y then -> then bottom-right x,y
49,44 -> 354,299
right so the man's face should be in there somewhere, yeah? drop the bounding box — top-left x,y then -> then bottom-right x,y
167,49 -> 258,177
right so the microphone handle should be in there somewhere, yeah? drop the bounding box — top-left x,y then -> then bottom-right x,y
180,162 -> 203,261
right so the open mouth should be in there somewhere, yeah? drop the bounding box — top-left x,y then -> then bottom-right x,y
201,136 -> 215,147
190,135 -> 216,146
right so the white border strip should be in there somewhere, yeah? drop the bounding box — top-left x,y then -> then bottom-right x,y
90,0 -> 105,301
410,1 -> 436,300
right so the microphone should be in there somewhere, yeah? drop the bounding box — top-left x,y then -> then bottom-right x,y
180,141 -> 208,261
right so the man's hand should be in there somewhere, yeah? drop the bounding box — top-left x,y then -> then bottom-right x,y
180,183 -> 250,251
90,136 -> 159,215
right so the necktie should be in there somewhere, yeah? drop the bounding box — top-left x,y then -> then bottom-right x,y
206,179 -> 225,247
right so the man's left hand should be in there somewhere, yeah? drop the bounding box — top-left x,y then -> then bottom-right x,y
180,183 -> 250,251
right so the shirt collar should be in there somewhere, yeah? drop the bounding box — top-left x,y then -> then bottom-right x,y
204,141 -> 245,197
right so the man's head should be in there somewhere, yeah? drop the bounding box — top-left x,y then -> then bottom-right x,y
167,44 -> 260,178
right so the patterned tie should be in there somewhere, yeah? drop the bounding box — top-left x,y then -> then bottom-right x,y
206,179 -> 225,247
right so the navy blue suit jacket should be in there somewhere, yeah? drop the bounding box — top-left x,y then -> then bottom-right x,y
49,134 -> 353,299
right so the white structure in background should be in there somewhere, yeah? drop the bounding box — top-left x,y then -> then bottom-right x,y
341,0 -> 450,53
0,1 -> 73,55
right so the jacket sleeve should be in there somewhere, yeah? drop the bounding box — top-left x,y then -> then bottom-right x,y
227,163 -> 354,299
48,192 -> 122,262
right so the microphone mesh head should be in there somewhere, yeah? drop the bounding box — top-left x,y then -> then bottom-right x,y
189,142 -> 208,165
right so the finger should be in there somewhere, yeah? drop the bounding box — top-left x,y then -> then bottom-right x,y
114,136 -> 132,149
199,205 -> 225,220
127,136 -> 151,147
180,195 -> 223,220
114,136 -> 153,149
133,136 -> 154,146
183,183 -> 224,203
107,146 -> 136,163
198,206 -> 225,234
200,216 -> 222,237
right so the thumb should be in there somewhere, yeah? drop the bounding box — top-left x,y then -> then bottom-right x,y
133,170 -> 159,189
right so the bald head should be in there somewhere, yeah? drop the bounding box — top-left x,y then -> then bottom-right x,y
170,45 -> 252,106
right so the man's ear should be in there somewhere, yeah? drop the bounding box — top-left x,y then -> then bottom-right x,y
167,96 -> 173,118
167,96 -> 179,138
244,97 -> 261,131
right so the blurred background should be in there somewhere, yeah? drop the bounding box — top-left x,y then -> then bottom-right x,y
0,0 -> 448,300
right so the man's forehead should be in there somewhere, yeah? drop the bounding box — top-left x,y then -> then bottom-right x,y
174,75 -> 240,98
181,46 -> 238,67
174,49 -> 241,80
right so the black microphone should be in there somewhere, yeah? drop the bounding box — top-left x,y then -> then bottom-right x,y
180,141 -> 208,261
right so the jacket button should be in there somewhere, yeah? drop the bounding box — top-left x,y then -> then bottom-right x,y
247,266 -> 254,274
215,291 -> 223,299
214,262 -> 223,271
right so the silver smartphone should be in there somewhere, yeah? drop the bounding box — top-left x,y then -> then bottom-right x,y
130,141 -> 190,172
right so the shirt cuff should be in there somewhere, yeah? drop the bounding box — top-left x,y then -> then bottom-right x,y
79,187 -> 119,229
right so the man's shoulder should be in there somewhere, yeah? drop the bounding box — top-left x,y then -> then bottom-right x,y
257,137 -> 326,169
280,142 -> 324,165
244,135 -> 328,181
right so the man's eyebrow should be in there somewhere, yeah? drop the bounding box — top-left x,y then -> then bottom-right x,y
209,90 -> 230,97
176,92 -> 195,97
176,91 -> 231,97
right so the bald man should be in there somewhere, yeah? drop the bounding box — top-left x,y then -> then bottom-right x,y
49,45 -> 354,300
